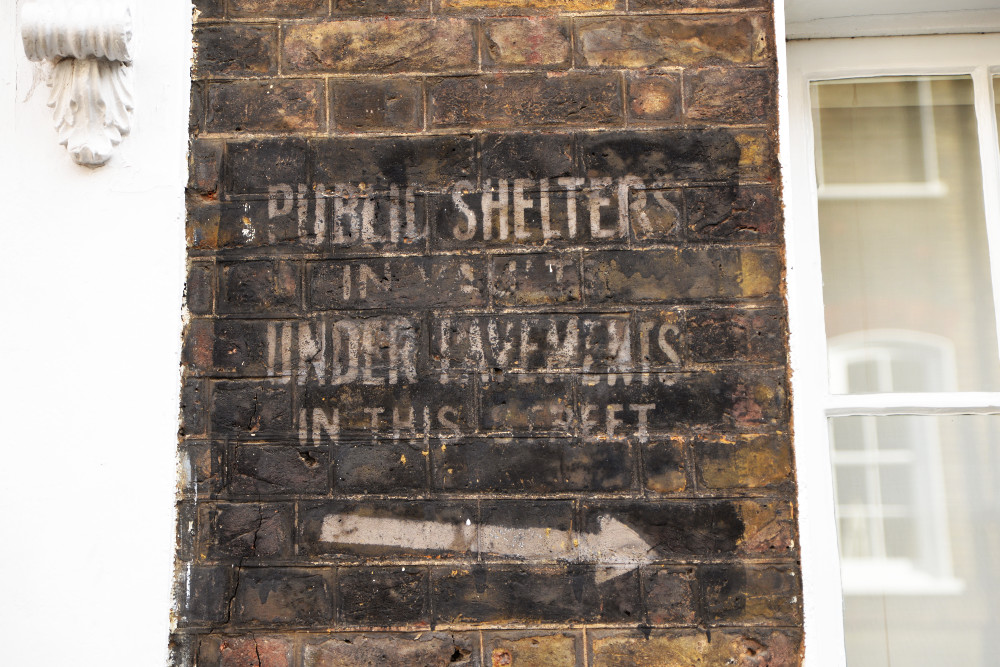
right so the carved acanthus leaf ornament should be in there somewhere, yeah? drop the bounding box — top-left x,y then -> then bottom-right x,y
21,1 -> 134,167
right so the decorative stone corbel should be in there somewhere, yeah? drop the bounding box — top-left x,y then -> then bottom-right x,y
21,1 -> 133,167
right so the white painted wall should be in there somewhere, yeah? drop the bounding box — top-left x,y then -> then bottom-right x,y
0,1 -> 190,664
786,0 -> 1000,39
786,0 -> 999,24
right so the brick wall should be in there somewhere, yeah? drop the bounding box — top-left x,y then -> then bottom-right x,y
174,0 -> 800,664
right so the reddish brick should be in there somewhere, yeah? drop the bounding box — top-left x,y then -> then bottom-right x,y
198,635 -> 293,667
483,18 -> 571,69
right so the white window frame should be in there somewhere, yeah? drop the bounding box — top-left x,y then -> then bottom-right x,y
782,33 -> 1000,666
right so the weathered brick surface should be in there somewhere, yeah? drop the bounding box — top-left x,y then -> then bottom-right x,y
206,80 -> 324,134
330,79 -> 423,133
482,18 -> 572,70
283,20 -> 477,74
194,25 -> 277,78
177,0 -> 798,662
428,74 -> 623,129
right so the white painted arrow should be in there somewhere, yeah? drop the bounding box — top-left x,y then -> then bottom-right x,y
319,513 -> 655,583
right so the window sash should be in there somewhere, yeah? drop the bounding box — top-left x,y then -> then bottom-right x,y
783,33 -> 1000,667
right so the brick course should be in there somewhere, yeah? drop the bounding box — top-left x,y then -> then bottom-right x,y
177,0 -> 798,663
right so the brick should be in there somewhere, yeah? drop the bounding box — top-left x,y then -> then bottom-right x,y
304,633 -> 481,667
298,500 -> 477,559
479,501 -> 574,560
694,434 -> 793,491
183,319 -> 262,377
179,565 -> 233,625
578,371 -> 787,433
432,439 -> 631,493
331,79 -> 422,133
228,445 -> 330,496
700,564 -> 801,625
685,67 -> 773,124
309,257 -> 487,310
628,74 -> 682,124
491,255 -> 581,306
230,0 -> 326,17
578,130 -> 741,182
589,629 -> 801,667
197,635 -> 293,667
189,139 -> 223,195
179,442 -> 223,497
734,129 -> 777,181
198,503 -> 294,559
630,0 -> 764,8
643,439 -> 687,494
339,567 -> 429,627
687,307 -> 786,364
437,0 -> 618,12
583,248 -> 782,304
234,568 -> 336,626
686,185 -> 779,240
479,376 -> 574,433
187,263 -> 215,315
429,183 -> 627,250
194,25 -> 276,78
312,136 -> 475,192
579,499 -> 794,558
219,261 -> 300,315
575,16 -> 755,68
265,316 -> 423,384
484,631 -> 581,667
207,80 -> 324,134
432,565 -> 639,624
177,501 -> 197,562
225,139 -> 309,199
334,0 -> 430,13
428,74 -> 622,129
298,377 -> 476,442
180,377 -> 207,438
212,190 -> 428,255
190,81 -> 205,137
333,441 -> 428,494
480,133 -> 575,182
283,19 -> 476,74
186,194 -> 219,251
211,380 -> 293,438
629,188 -> 683,242
192,0 -> 224,20
642,565 -> 697,624
482,18 -> 571,69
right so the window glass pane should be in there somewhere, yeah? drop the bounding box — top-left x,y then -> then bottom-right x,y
829,414 -> 1000,667
813,76 -> 1000,393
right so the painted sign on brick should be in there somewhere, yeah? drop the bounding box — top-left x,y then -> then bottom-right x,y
174,1 -> 800,665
